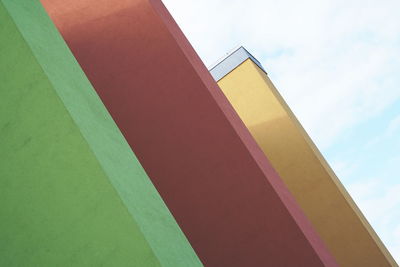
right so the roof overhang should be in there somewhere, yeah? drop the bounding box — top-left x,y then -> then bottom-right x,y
209,46 -> 266,82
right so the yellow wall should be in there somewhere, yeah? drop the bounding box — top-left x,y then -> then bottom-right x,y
218,59 -> 397,267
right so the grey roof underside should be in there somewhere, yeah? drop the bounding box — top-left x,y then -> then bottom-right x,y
209,46 -> 267,81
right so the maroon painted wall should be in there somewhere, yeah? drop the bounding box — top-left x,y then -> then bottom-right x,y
41,0 -> 337,266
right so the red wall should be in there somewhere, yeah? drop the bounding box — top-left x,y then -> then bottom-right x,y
41,0 -> 337,266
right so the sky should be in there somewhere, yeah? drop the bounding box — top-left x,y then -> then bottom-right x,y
162,0 -> 400,263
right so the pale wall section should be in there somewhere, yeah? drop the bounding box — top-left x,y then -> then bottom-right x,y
217,58 -> 397,267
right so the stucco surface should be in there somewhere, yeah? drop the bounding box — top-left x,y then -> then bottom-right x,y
218,59 -> 397,267
0,1 -> 199,266
40,0 -> 338,266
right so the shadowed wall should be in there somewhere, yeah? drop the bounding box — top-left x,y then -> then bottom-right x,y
40,0 -> 337,266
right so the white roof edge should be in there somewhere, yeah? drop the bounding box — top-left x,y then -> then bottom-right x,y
208,46 -> 267,81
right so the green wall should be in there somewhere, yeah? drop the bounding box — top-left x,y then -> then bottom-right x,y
0,1 -> 201,266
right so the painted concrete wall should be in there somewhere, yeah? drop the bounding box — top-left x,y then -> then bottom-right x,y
217,58 -> 397,267
40,0 -> 337,266
0,1 -> 200,266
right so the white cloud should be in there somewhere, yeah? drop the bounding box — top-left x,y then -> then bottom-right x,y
387,114 -> 400,137
364,113 -> 400,149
